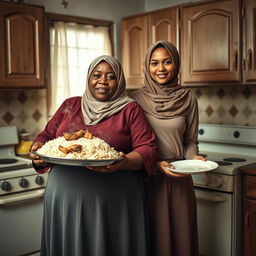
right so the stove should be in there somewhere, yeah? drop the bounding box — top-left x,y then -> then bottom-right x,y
0,126 -> 47,256
0,126 -> 47,196
194,124 -> 256,191
0,156 -> 32,172
193,124 -> 256,256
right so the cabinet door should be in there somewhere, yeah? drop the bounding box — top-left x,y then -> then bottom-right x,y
243,175 -> 256,256
181,0 -> 241,84
148,7 -> 178,47
244,0 -> 256,81
0,2 -> 45,88
121,16 -> 148,89
243,200 -> 256,256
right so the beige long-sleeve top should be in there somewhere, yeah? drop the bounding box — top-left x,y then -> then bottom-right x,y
144,96 -> 199,162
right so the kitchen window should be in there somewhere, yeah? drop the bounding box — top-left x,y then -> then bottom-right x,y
46,14 -> 113,116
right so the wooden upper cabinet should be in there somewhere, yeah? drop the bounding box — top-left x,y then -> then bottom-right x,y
148,7 -> 178,47
181,0 -> 241,84
121,15 -> 148,89
244,0 -> 256,82
0,2 -> 45,88
121,7 -> 179,88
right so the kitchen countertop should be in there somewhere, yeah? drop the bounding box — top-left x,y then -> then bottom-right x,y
240,162 -> 256,175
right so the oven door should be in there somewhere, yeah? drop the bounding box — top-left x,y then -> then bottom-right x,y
195,188 -> 233,256
0,189 -> 44,256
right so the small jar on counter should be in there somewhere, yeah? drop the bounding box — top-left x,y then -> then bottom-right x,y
16,132 -> 33,155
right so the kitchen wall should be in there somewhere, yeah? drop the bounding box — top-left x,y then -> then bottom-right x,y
0,0 -> 145,139
1,85 -> 255,140
25,0 -> 200,57
1,0 -> 256,140
27,0 -> 145,58
144,0 -> 199,11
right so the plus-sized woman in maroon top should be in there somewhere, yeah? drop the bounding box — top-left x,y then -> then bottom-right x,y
30,55 -> 158,256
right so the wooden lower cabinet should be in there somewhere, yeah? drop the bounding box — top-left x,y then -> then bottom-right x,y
243,174 -> 256,256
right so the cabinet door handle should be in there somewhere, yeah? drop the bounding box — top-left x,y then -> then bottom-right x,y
247,48 -> 252,71
233,50 -> 238,70
244,212 -> 249,227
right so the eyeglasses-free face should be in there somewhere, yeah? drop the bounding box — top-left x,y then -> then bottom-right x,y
88,61 -> 118,102
149,47 -> 175,85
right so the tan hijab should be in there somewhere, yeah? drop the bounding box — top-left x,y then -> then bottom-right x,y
131,41 -> 193,119
81,55 -> 134,125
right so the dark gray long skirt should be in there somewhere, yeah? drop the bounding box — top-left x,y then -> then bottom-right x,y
40,165 -> 148,256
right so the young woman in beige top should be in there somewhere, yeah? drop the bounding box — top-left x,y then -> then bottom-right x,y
131,41 -> 205,256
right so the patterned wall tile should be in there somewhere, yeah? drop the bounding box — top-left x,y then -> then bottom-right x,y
128,86 -> 256,126
17,91 -> 28,104
243,87 -> 253,99
217,88 -> 226,99
189,85 -> 256,126
3,111 -> 14,124
0,89 -> 47,139
1,85 -> 256,143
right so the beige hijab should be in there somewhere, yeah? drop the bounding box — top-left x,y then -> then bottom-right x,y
131,41 -> 193,119
81,55 -> 134,125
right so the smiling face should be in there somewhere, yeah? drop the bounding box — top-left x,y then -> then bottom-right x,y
149,47 -> 175,85
88,61 -> 118,102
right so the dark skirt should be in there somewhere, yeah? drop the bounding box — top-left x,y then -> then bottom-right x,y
145,174 -> 198,256
41,165 -> 148,256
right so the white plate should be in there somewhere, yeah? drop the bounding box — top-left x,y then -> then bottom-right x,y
166,160 -> 218,174
31,150 -> 124,167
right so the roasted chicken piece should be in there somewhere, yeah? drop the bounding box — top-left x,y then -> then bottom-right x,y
63,130 -> 84,141
63,129 -> 93,141
58,144 -> 82,155
63,133 -> 78,141
83,130 -> 93,139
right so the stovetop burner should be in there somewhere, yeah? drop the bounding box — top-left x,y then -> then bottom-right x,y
215,161 -> 233,166
223,157 -> 246,162
0,157 -> 33,173
0,158 -> 18,164
199,153 -> 208,158
0,163 -> 33,172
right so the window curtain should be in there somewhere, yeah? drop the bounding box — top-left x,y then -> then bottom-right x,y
49,21 -> 112,116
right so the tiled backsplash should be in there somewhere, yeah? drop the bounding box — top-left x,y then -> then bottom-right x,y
0,86 -> 255,140
0,89 -> 47,140
191,86 -> 256,126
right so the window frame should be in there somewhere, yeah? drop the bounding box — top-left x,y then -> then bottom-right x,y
45,12 -> 114,116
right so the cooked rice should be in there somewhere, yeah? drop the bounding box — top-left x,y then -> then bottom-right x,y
37,136 -> 120,159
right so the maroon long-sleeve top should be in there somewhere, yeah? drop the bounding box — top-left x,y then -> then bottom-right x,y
34,97 -> 158,178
